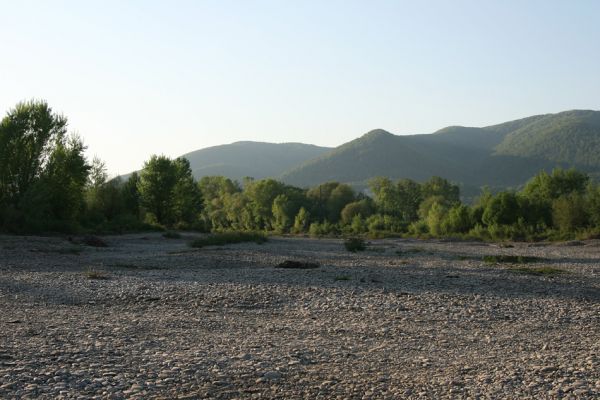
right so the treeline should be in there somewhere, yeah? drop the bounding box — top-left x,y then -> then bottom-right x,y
2,100 -> 600,241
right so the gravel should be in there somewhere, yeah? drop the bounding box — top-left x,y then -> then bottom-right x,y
0,233 -> 599,399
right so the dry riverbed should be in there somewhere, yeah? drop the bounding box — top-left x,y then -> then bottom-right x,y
0,233 -> 599,399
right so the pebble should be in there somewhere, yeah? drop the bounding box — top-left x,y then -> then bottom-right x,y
0,233 -> 598,399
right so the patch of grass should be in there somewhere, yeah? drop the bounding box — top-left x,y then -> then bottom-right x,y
189,232 -> 267,248
85,268 -> 109,280
334,275 -> 351,281
81,236 -> 108,247
276,260 -> 320,269
344,237 -> 366,252
510,266 -> 566,276
366,247 -> 386,253
396,247 -> 427,256
483,255 -> 543,264
456,255 -> 470,261
31,246 -> 82,255
163,231 -> 181,239
111,263 -> 165,270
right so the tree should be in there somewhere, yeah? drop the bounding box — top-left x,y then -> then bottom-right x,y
293,207 -> 311,233
138,155 -> 178,225
171,158 -> 202,226
0,100 -> 68,207
481,191 -> 521,226
421,176 -> 460,205
340,199 -> 373,225
20,135 -> 90,231
552,193 -> 588,232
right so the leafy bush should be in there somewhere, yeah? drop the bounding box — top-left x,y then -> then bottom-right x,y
189,231 -> 267,248
344,237 -> 366,252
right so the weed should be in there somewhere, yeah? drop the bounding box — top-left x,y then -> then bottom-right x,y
276,260 -> 320,269
111,263 -> 165,270
483,255 -> 543,264
510,266 -> 565,276
163,231 -> 181,239
396,247 -> 427,256
85,268 -> 109,280
344,237 -> 366,252
189,232 -> 267,248
334,275 -> 351,281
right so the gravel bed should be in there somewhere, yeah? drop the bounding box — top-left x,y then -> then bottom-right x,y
1,233 -> 599,399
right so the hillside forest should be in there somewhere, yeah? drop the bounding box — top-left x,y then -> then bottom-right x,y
2,100 -> 600,241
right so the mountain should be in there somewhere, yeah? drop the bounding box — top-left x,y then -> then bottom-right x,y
180,141 -> 331,181
279,110 -> 600,191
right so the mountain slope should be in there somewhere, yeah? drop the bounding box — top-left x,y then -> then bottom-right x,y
280,110 -> 600,189
494,110 -> 600,166
180,141 -> 331,181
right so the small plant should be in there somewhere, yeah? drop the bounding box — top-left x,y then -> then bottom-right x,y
163,231 -> 182,239
334,275 -> 351,281
86,268 -> 109,280
189,231 -> 267,248
396,247 -> 427,256
510,266 -> 565,276
81,236 -> 108,247
276,260 -> 320,269
112,263 -> 165,270
483,255 -> 543,264
344,237 -> 366,252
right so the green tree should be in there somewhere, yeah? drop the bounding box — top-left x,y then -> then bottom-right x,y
293,207 -> 311,233
0,100 -> 68,207
552,193 -> 588,232
171,158 -> 202,226
138,155 -> 178,225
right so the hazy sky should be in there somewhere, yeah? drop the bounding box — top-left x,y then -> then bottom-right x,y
1,0 -> 599,175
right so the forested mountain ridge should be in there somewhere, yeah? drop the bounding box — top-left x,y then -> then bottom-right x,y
177,141 -> 331,181
279,110 -> 600,188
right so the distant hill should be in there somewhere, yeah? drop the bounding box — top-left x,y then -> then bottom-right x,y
279,110 -> 600,191
123,110 -> 600,196
180,141 -> 331,181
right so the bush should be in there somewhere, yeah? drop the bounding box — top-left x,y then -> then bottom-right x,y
308,221 -> 338,237
163,231 -> 182,239
189,231 -> 267,248
344,237 -> 366,252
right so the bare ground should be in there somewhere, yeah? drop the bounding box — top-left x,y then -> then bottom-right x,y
0,233 -> 599,399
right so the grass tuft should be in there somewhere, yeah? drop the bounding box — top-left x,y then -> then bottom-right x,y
163,231 -> 182,239
344,237 -> 366,252
189,232 -> 267,248
334,275 -> 351,281
483,255 -> 543,264
510,266 -> 566,276
85,268 -> 109,280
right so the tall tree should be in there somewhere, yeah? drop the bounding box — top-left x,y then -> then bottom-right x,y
0,100 -> 67,206
138,155 -> 178,225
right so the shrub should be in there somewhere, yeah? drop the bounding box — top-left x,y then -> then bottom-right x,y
163,231 -> 182,239
344,237 -> 366,252
86,268 -> 109,280
189,231 -> 267,248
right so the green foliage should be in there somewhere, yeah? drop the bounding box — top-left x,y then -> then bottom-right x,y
344,237 -> 366,252
441,204 -> 474,234
340,199 -> 373,225
189,231 -> 267,248
0,101 -> 91,232
552,193 -> 588,232
138,155 -> 202,227
293,207 -> 311,233
309,221 -> 337,237
307,182 -> 356,223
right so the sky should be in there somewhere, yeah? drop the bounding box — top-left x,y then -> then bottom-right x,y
1,0 -> 599,175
